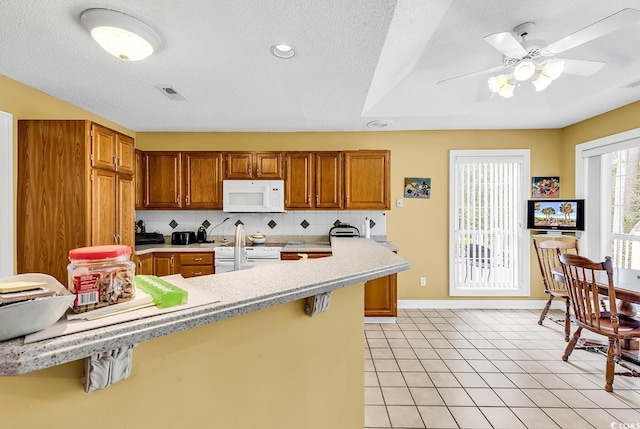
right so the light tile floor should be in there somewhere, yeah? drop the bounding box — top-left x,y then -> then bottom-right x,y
365,308 -> 640,429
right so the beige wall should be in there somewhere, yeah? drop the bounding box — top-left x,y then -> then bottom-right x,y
4,74 -> 640,301
0,283 -> 364,429
137,129 -> 564,301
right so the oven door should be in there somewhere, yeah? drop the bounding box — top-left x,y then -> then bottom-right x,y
214,259 -> 258,273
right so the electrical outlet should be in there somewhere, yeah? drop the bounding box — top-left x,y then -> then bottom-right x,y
396,198 -> 403,208
420,277 -> 426,286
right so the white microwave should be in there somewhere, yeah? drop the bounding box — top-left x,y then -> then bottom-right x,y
223,180 -> 285,212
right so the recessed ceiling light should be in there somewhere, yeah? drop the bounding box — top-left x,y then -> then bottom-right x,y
367,120 -> 394,129
271,44 -> 295,59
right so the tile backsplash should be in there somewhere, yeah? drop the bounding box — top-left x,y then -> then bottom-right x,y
136,210 -> 387,240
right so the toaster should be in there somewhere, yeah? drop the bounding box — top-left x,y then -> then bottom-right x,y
328,224 -> 360,243
171,231 -> 197,245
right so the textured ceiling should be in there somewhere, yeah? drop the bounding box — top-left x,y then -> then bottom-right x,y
1,0 -> 640,132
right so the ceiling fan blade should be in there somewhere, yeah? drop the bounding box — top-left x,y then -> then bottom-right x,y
483,32 -> 528,58
559,58 -> 606,76
437,65 -> 508,85
545,8 -> 640,55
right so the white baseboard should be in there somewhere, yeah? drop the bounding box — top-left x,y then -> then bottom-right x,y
364,317 -> 396,324
398,299 -> 565,310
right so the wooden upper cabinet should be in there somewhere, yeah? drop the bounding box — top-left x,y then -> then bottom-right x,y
285,152 -> 342,209
90,123 -> 135,174
144,151 -> 182,209
184,152 -> 223,209
91,124 -> 117,171
285,152 -> 314,209
344,150 -> 390,210
116,133 -> 135,175
224,151 -> 284,179
134,149 -> 145,210
224,152 -> 253,179
255,152 -> 283,179
315,152 -> 343,209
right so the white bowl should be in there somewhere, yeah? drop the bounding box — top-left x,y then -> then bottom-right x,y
0,273 -> 75,342
250,237 -> 266,244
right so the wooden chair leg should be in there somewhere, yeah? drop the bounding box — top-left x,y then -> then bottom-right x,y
605,338 -> 616,392
563,298 -> 571,342
562,327 -> 582,361
538,295 -> 553,326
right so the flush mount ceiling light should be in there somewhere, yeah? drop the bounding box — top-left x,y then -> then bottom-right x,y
270,44 -> 295,59
80,8 -> 161,61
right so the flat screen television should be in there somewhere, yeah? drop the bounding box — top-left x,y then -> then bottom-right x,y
526,199 -> 585,232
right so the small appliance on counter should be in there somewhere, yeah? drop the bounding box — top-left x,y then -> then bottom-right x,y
171,231 -> 197,245
196,226 -> 208,243
329,223 -> 360,243
135,232 -> 165,246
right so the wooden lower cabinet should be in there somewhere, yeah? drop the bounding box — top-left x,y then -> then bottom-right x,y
149,252 -> 214,278
178,252 -> 214,278
153,253 -> 177,277
133,253 -> 153,275
364,273 -> 397,317
280,250 -> 397,316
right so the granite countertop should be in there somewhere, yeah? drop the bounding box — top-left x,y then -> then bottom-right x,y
0,238 -> 409,375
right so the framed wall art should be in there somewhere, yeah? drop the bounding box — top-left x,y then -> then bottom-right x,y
404,177 -> 431,199
532,176 -> 560,198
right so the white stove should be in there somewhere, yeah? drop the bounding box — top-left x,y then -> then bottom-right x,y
214,244 -> 283,273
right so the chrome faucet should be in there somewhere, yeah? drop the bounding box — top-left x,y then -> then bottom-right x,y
233,223 -> 246,271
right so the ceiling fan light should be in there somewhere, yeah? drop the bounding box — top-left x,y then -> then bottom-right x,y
80,9 -> 161,61
542,60 -> 565,80
488,74 -> 508,93
532,74 -> 552,92
514,60 -> 536,81
498,81 -> 515,98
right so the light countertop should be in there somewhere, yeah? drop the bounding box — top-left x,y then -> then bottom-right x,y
0,238 -> 409,375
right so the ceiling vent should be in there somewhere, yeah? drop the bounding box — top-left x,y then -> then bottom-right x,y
155,85 -> 187,101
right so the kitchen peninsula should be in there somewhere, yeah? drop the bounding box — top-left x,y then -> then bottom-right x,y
0,238 -> 408,429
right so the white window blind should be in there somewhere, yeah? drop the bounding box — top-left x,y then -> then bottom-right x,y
449,150 -> 530,296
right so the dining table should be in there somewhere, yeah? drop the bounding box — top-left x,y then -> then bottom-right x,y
551,266 -> 640,363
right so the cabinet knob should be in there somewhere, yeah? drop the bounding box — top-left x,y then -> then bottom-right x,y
193,257 -> 203,262
248,165 -> 252,176
185,195 -> 190,205
316,195 -> 320,205
193,272 -> 202,276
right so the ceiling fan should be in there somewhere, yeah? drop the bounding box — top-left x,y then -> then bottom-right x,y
437,8 -> 640,97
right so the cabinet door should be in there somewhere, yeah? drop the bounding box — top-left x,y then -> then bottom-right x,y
364,274 -> 397,317
144,152 -> 182,208
134,149 -> 145,209
91,123 -> 117,171
344,151 -> 390,209
255,152 -> 283,179
117,174 -> 135,249
184,152 -> 223,209
315,152 -> 343,209
224,152 -> 253,179
91,169 -> 117,245
285,152 -> 313,209
154,253 -> 177,277
116,133 -> 135,175
135,253 -> 154,275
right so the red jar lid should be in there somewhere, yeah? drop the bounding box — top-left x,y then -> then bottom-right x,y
69,245 -> 132,260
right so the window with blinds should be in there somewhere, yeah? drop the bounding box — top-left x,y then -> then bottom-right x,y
449,150 -> 530,296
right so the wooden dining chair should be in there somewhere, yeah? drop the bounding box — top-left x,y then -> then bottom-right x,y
532,238 -> 579,341
560,254 -> 640,392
